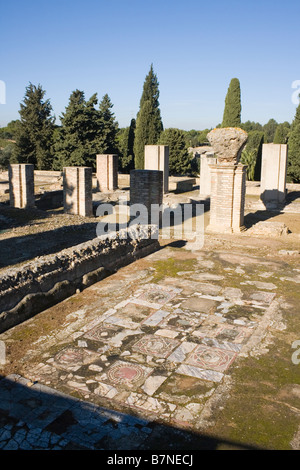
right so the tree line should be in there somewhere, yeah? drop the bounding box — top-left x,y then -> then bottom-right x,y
0,70 -> 300,182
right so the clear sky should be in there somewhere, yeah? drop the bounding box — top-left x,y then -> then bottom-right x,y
1,0 -> 300,130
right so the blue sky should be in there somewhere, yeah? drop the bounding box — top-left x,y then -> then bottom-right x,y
1,0 -> 300,130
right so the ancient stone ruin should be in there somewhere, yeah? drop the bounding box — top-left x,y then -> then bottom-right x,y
9,163 -> 35,209
63,166 -> 93,217
206,127 -> 248,233
144,145 -> 169,193
96,154 -> 118,192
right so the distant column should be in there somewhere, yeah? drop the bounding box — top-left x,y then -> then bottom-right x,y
63,167 -> 93,217
96,154 -> 118,191
9,164 -> 35,208
199,153 -> 217,198
144,145 -> 169,193
260,143 -> 288,209
130,170 -> 163,224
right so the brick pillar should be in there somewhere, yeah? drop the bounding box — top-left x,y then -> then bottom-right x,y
130,170 -> 163,224
63,167 -> 93,217
207,163 -> 247,233
9,164 -> 35,208
96,154 -> 118,191
144,145 -> 169,193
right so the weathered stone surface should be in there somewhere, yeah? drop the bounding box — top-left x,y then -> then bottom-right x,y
207,127 -> 248,165
0,225 -> 159,333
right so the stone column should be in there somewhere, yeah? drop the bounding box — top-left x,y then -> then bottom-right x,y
260,143 -> 287,209
63,167 -> 93,217
206,127 -> 248,234
199,153 -> 217,198
96,154 -> 118,191
144,145 -> 169,193
9,164 -> 35,208
130,170 -> 163,224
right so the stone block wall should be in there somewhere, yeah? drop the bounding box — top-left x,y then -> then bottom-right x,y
96,154 -> 118,191
63,167 -> 93,217
9,164 -> 35,208
0,227 -> 159,333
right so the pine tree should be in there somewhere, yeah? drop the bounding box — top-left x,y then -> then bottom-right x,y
158,128 -> 191,176
222,78 -> 242,128
96,94 -> 118,154
14,83 -> 55,169
273,122 -> 290,144
287,103 -> 300,182
134,65 -> 163,169
53,90 -> 100,169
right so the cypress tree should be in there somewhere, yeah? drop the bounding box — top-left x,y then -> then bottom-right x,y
287,103 -> 300,182
134,65 -> 163,169
117,118 -> 135,172
14,83 -> 55,169
158,128 -> 191,176
222,78 -> 242,128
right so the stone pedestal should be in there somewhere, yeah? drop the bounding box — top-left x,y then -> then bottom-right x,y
9,164 -> 35,208
96,154 -> 118,191
206,164 -> 247,233
199,154 -> 217,198
63,167 -> 93,217
144,145 -> 169,193
260,143 -> 287,209
130,170 -> 163,224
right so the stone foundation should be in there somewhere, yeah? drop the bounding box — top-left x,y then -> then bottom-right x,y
0,226 -> 159,333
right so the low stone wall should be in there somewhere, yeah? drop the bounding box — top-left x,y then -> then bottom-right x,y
0,226 -> 159,333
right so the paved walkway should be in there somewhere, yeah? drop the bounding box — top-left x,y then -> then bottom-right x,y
0,236 -> 300,450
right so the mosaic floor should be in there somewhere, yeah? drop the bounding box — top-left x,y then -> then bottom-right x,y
7,245 -> 285,431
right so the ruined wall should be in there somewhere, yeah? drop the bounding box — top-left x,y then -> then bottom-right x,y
0,226 -> 159,333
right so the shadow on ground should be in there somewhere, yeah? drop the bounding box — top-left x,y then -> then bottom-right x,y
0,375 -> 264,450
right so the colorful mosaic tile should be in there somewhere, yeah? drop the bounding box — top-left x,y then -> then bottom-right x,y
186,345 -> 237,372
159,311 -> 205,332
132,334 -> 180,358
104,302 -> 154,329
104,361 -> 152,388
52,347 -> 98,371
84,324 -> 120,342
132,284 -> 179,308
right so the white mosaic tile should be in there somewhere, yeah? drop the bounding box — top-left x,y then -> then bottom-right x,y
176,364 -> 224,383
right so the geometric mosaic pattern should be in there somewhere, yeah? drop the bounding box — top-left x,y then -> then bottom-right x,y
132,334 -> 180,358
185,345 -> 237,372
105,361 -> 152,388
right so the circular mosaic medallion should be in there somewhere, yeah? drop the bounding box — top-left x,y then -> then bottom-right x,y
107,361 -> 146,385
